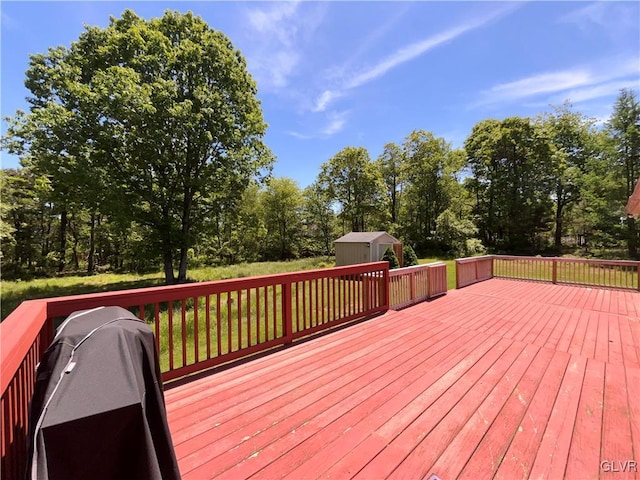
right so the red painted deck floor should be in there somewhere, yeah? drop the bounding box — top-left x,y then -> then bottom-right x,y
164,279 -> 640,479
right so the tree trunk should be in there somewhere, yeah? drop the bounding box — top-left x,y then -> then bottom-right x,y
71,222 -> 79,270
554,201 -> 563,248
164,249 -> 176,284
177,249 -> 188,283
628,217 -> 638,259
87,212 -> 96,274
177,187 -> 193,284
58,208 -> 67,273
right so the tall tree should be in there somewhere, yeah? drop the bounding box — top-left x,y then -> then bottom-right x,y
3,10 -> 272,283
465,117 -> 553,252
537,103 -> 598,248
399,130 -> 461,252
261,177 -> 303,260
376,142 -> 404,230
608,89 -> 640,258
302,181 -> 337,256
318,147 -> 384,233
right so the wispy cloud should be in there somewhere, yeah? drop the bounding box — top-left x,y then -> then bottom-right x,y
473,56 -> 640,108
1,10 -> 21,31
243,2 -> 326,90
313,90 -> 343,113
559,2 -> 638,34
313,4 -> 519,112
286,110 -> 350,139
322,111 -> 349,136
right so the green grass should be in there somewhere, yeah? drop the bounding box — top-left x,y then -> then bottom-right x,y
418,258 -> 457,291
493,258 -> 639,290
1,257 -> 335,321
2,256 -> 454,374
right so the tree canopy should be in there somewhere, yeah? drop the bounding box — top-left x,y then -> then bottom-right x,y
4,9 -> 272,283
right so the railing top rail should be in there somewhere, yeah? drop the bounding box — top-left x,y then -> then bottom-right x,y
388,261 -> 445,276
455,255 -> 494,264
45,262 -> 389,318
1,261 -> 390,395
0,300 -> 48,394
494,255 -> 640,267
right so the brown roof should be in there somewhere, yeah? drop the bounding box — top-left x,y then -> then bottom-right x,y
625,176 -> 640,217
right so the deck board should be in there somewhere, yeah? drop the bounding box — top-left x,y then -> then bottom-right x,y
165,279 -> 640,479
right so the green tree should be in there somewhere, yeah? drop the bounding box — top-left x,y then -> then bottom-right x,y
376,142 -> 404,230
319,146 -> 384,233
568,133 -> 622,253
399,130 -> 462,252
465,117 -> 554,252
608,89 -> 640,258
223,183 -> 267,264
302,181 -> 337,256
0,169 -> 57,277
261,177 -> 303,260
3,10 -> 272,283
381,246 -> 399,269
402,244 -> 418,267
537,103 -> 598,248
435,208 -> 477,257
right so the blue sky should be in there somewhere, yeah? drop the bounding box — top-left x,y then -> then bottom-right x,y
2,1 -> 639,188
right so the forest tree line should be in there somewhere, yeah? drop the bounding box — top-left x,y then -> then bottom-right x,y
3,90 -> 639,282
1,11 -> 638,283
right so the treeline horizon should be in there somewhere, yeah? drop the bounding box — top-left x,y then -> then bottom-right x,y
3,90 -> 638,281
0,11 -> 638,283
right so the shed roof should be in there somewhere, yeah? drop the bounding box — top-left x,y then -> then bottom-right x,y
625,176 -> 640,218
334,231 -> 400,243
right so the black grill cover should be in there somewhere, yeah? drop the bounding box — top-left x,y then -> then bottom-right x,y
26,306 -> 181,480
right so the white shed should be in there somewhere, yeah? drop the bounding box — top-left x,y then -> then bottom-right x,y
334,231 -> 402,267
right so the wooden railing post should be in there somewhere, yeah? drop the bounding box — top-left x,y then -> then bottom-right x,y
364,275 -> 372,310
637,263 -> 640,292
283,282 -> 293,344
383,267 -> 390,310
552,259 -> 558,284
409,271 -> 415,302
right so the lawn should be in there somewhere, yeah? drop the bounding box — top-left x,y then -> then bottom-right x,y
1,257 -> 335,321
418,257 -> 457,290
1,256 -> 456,374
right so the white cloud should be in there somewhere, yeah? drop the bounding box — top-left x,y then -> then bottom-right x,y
286,110 -> 350,139
244,2 -> 325,91
559,2 -> 638,33
553,79 -> 640,104
473,56 -> 640,108
485,70 -> 593,102
322,111 -> 348,136
312,4 -> 519,112
247,2 -> 299,47
313,90 -> 343,113
1,11 -> 20,31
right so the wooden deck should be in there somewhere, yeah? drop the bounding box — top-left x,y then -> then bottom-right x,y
164,279 -> 640,479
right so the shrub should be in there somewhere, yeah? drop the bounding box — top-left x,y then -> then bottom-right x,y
403,244 -> 418,267
382,247 -> 400,269
464,238 -> 487,256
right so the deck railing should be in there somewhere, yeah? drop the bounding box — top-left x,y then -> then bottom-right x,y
456,255 -> 640,291
1,262 -> 389,480
389,262 -> 448,309
455,255 -> 494,288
